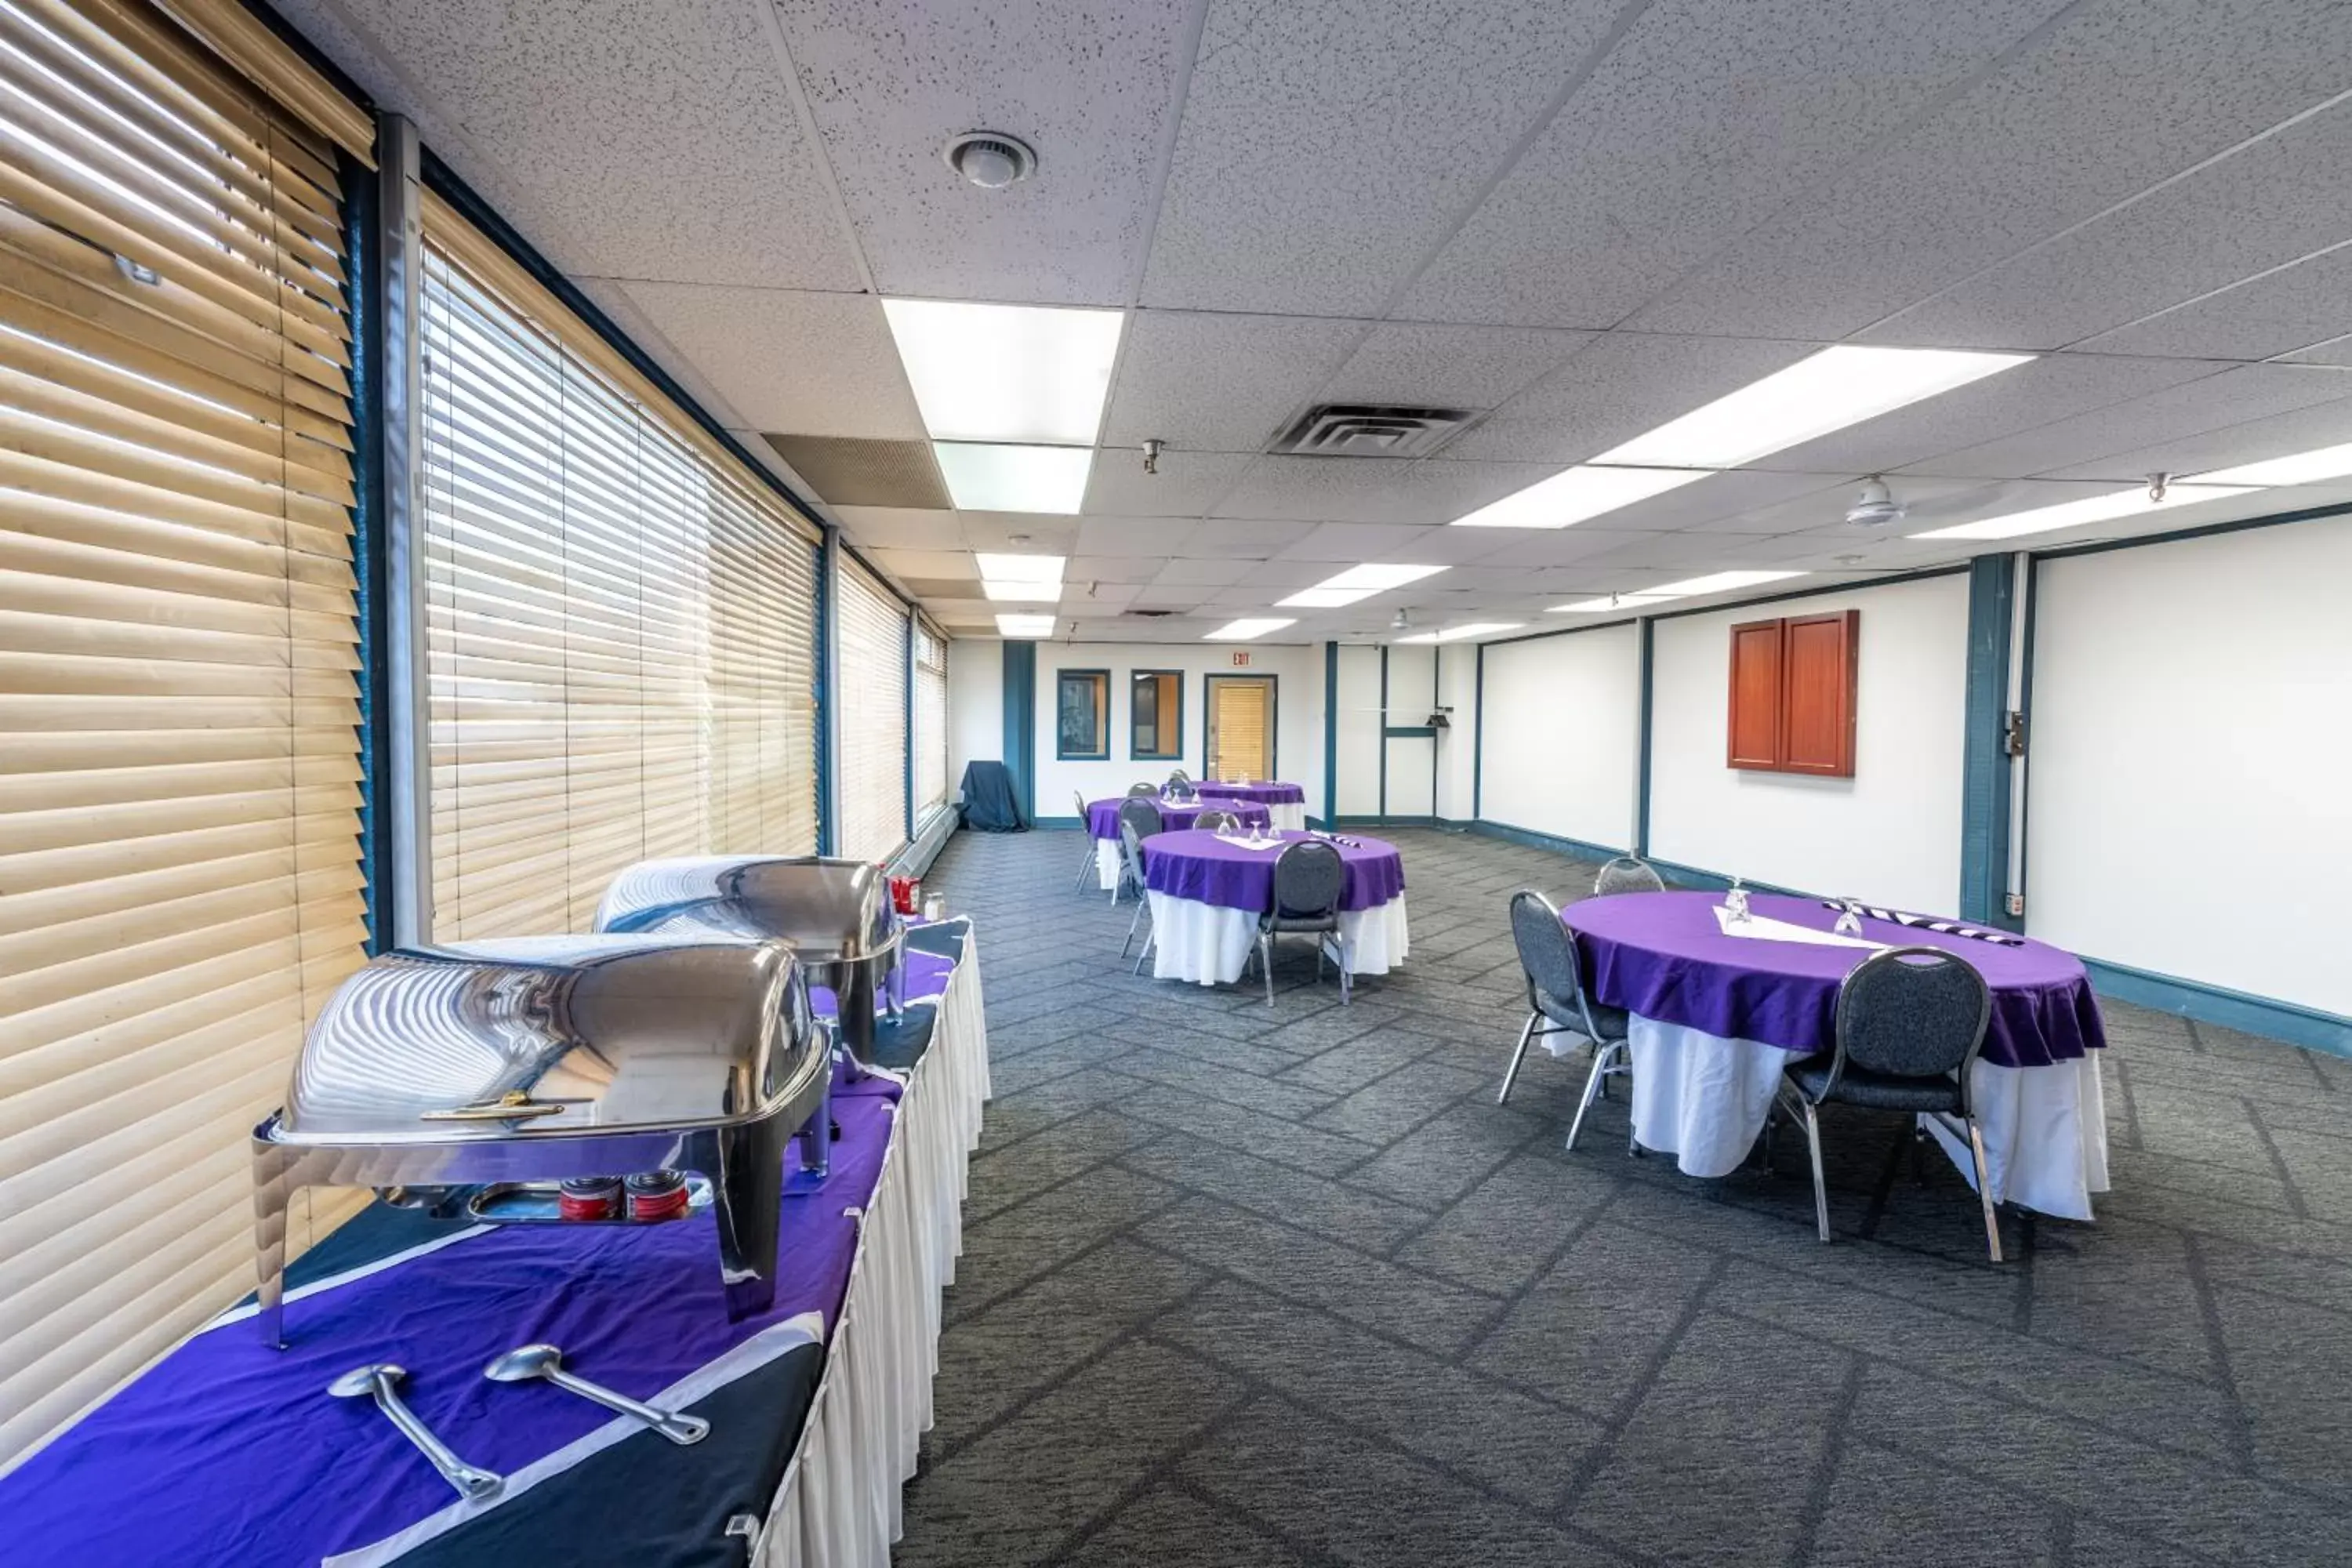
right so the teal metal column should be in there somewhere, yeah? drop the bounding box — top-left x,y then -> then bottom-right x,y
1634,616 -> 1655,855
1001,640 -> 1036,826
1960,554 -> 2020,928
1322,641 -> 1338,829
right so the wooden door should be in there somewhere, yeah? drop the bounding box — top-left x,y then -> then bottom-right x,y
1206,676 -> 1275,780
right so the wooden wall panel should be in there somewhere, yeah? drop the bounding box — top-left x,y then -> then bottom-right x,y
1726,619 -> 1785,769
1781,610 -> 1860,776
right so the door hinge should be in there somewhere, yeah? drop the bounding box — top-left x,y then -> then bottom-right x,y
2002,710 -> 2027,758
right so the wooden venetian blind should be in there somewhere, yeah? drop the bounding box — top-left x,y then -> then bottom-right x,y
912,619 -> 948,818
834,552 -> 908,862
0,0 -> 367,1468
1210,678 -> 1271,781
419,198 -> 822,938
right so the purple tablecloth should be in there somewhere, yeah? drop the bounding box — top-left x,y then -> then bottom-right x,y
1142,829 -> 1404,913
1566,891 -> 2106,1070
1193,780 -> 1307,807
1085,796 -> 1271,837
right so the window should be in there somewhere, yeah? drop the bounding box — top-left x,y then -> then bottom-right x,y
1130,670 -> 1182,760
419,198 -> 823,937
0,0 -> 371,1467
1056,669 -> 1109,759
835,552 -> 909,861
912,620 -> 949,820
1726,610 -> 1859,777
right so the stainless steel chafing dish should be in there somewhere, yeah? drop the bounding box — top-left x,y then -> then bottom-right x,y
250,935 -> 833,1347
593,857 -> 906,1062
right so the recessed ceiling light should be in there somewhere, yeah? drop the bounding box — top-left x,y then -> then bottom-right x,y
1203,618 -> 1296,641
883,299 -> 1121,445
1550,570 -> 1806,613
982,579 -> 1059,601
974,552 -> 1065,582
934,442 -> 1093,513
995,612 -> 1057,637
2191,441 -> 2352,487
1595,346 -> 2032,469
1910,485 -> 2254,541
1396,622 -> 1522,644
1276,563 -> 1446,608
1450,465 -> 1708,528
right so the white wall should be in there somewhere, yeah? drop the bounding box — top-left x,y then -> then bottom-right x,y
1435,642 -> 1479,819
2029,517 -> 2352,1015
1030,642 -> 1327,820
946,636 -> 1002,801
1477,624 -> 1642,851
1334,644 -> 1381,817
1383,644 -> 1438,816
1648,575 -> 1970,912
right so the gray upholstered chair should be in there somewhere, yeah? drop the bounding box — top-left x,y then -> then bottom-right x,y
1165,768 -> 1192,796
1593,855 -> 1666,896
1244,838 -> 1347,1006
1774,946 -> 2000,1261
1500,890 -> 1634,1152
1073,789 -> 1101,891
1125,782 -> 1160,797
1110,797 -> 1162,905
1192,808 -> 1240,832
1117,817 -> 1157,966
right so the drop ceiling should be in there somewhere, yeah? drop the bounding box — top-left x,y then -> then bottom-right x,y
281,0 -> 2352,643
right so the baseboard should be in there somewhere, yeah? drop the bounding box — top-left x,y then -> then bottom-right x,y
2078,958 -> 2351,1058
1028,815 -> 1086,830
1334,814 -> 1440,829
887,804 -> 960,879
1467,819 -> 1630,866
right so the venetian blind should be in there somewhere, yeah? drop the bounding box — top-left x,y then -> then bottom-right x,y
835,552 -> 908,862
419,197 -> 822,939
913,619 -> 947,818
0,0 -> 365,1468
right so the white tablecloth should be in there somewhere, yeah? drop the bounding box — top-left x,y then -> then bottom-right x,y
757,927 -> 990,1567
1094,837 -> 1121,892
1617,1014 -> 2109,1221
1145,891 -> 1408,985
1265,803 -> 1307,833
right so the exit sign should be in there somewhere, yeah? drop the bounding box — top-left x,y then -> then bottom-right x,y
1229,651 -> 1250,666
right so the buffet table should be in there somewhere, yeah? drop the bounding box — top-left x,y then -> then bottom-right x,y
1193,780 -> 1308,832
1564,893 -> 2109,1219
0,922 -> 989,1568
1139,829 -> 1407,986
1084,795 -> 1272,891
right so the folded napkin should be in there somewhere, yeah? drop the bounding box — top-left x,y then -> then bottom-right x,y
1222,837 -> 1290,853
1715,905 -> 1886,951
1815,901 -> 2024,946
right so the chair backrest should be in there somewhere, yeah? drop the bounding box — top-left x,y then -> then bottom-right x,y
1166,768 -> 1190,787
1593,855 -> 1665,896
1116,797 -> 1163,842
1118,818 -> 1148,884
1193,808 -> 1238,832
1269,839 -> 1344,920
1126,782 -> 1159,797
1508,889 -> 1588,1014
1831,946 -> 1991,1093
1073,789 -> 1090,822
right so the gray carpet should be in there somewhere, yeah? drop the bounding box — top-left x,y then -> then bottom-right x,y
895,826 -> 2352,1567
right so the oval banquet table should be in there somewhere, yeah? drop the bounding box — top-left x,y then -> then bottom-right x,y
1140,829 -> 1408,986
1564,891 -> 2110,1220
1192,780 -> 1308,832
1086,795 -> 1272,891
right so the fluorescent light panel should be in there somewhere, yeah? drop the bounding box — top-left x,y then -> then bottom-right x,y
1552,570 -> 1806,613
1450,465 -> 1708,528
1277,562 -> 1446,608
1397,622 -> 1521,644
2193,441 -> 2352,486
974,551 -> 1065,581
1910,485 -> 2253,542
882,299 -> 1123,445
1596,346 -> 2031,468
995,612 -> 1056,637
1203,618 -> 1296,641
1278,587 -> 1374,608
934,442 -> 1092,514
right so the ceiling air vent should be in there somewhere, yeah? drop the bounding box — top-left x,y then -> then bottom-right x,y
1268,404 -> 1477,459
1124,608 -> 1177,619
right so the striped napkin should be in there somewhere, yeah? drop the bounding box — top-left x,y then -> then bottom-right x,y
1817,902 -> 2024,946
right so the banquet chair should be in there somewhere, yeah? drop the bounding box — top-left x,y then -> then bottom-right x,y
1593,855 -> 1666,896
1118,817 -> 1156,967
1244,839 -> 1347,1007
1192,808 -> 1239,832
1126,782 -> 1160,797
1110,797 -> 1163,905
1499,891 -> 1633,1152
1072,789 -> 1100,891
1166,768 -> 1191,790
1773,946 -> 2001,1261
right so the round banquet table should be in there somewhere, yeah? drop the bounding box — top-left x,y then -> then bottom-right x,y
1192,780 -> 1308,832
1563,891 -> 2111,1219
1138,829 -> 1408,986
1086,795 -> 1272,891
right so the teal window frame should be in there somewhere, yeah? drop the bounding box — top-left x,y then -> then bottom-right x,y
1054,668 -> 1111,760
1129,669 -> 1185,760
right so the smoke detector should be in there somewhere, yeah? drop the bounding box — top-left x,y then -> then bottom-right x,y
942,132 -> 1036,190
1391,607 -> 1412,633
1845,475 -> 1907,528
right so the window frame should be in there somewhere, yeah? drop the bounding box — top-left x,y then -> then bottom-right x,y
1128,668 -> 1185,760
1055,668 -> 1112,760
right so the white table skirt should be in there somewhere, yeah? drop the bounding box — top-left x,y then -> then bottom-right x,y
1265,803 -> 1307,832
1145,891 -> 1408,985
1619,1014 -> 2109,1221
1094,837 -> 1122,891
758,932 -> 990,1567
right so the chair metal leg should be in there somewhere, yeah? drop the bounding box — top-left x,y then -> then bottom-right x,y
1074,840 -> 1096,891
1132,927 -> 1155,976
1497,1011 -> 1538,1105
1966,1116 -> 2004,1264
1564,1040 -> 1619,1151
1120,896 -> 1146,959
1800,1099 -> 1831,1242
1261,933 -> 1276,1006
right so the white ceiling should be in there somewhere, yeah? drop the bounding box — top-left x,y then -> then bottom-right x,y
281,0 -> 2352,643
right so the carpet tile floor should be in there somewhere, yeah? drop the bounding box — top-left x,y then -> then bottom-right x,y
893,826 -> 2352,1567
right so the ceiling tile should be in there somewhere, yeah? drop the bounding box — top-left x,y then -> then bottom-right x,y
620,284 -> 923,437
1102,311 -> 1367,452
1174,518 -> 1319,560
1272,522 -> 1444,562
771,0 -> 1189,303
275,0 -> 861,289
832,506 -> 965,550
864,548 -> 975,579
1317,322 -> 1595,410
1138,0 -> 1627,316
1076,516 -> 1200,556
1628,0 -> 2352,339
2281,335 -> 2352,368
1443,332 -> 1820,463
1065,555 -> 1168,585
1151,558 -> 1261,586
1210,456 -> 1565,524
1400,0 -> 2067,328
1458,529 -> 1653,569
1866,100 -> 2352,351
2074,245 -> 2352,361
1062,582 -> 1142,611
2034,392 -> 2352,481
956,514 -> 1083,552
1081,449 -> 1254,518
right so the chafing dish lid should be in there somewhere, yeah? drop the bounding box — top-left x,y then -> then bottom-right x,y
593,856 -> 895,963
274,935 -> 813,1143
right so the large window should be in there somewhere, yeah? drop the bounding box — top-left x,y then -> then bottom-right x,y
913,619 -> 949,820
1130,669 -> 1181,760
0,0 -> 371,1467
835,552 -> 909,861
417,198 -> 822,938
